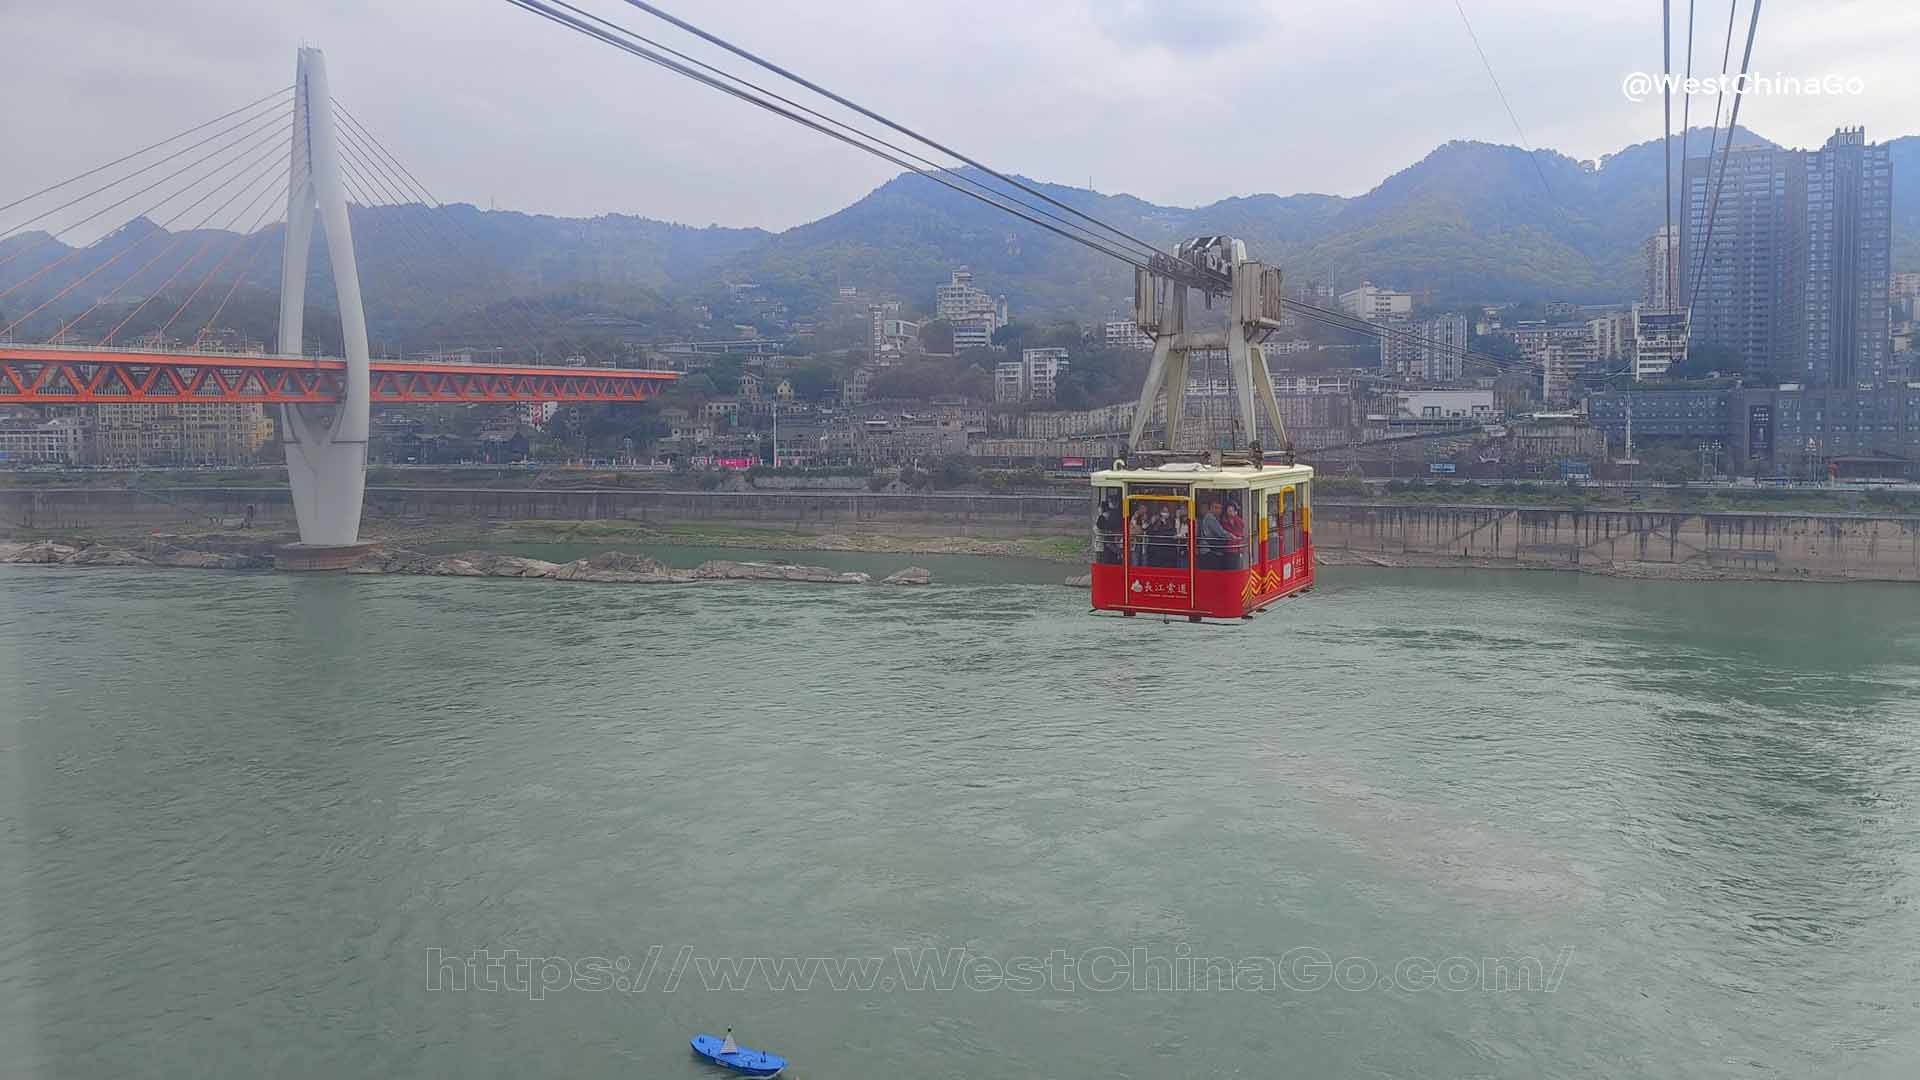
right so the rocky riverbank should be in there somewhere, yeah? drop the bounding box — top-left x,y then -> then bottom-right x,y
0,539 -> 275,570
0,538 -> 938,587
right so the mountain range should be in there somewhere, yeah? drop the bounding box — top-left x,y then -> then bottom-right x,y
1,125 -> 1914,353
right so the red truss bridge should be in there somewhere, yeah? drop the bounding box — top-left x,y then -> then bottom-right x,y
0,346 -> 676,406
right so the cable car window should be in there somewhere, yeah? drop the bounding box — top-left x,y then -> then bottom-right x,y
1194,488 -> 1247,570
1265,491 -> 1282,561
1092,487 -> 1123,565
1281,489 -> 1299,556
1132,499 -> 1189,568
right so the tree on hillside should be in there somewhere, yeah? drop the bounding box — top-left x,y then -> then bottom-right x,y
919,318 -> 954,354
785,363 -> 839,402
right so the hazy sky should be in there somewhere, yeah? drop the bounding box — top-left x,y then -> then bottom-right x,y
2,0 -> 1915,235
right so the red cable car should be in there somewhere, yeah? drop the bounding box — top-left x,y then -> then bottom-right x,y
1089,459 -> 1314,621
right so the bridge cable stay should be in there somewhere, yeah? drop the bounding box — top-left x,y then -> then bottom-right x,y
0,87 -> 290,221
329,108 -> 598,365
0,106 -> 294,302
528,0 -> 1161,265
615,0 -> 1165,261
500,0 -> 1157,273
1683,0 -> 1760,328
3,116 -> 295,338
2,116 -> 292,333
337,68 -> 1151,379
328,152 -> 548,365
328,122 -> 551,360
329,161 -> 502,359
136,167 -> 293,345
0,96 -> 293,262
186,193 -> 291,348
327,101 -> 580,355
325,113 -> 553,363
328,102 -> 593,361
47,145 -> 292,345
103,162 -> 292,345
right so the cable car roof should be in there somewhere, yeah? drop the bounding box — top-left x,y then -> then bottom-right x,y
1091,460 -> 1314,487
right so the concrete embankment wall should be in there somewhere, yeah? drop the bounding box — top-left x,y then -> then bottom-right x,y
1311,503 -> 1920,581
6,486 -> 1920,581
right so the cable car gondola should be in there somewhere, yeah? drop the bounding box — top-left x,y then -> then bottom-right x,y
1090,235 -> 1314,622
1090,456 -> 1313,621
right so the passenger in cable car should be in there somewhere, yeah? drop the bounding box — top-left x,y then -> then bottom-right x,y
1197,498 -> 1230,569
1095,491 -> 1124,563
1223,501 -> 1247,568
1130,504 -> 1152,565
1170,506 -> 1189,567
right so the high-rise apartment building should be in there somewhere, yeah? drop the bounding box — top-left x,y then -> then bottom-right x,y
1679,143 -> 1806,384
1802,128 -> 1892,387
1679,128 -> 1892,388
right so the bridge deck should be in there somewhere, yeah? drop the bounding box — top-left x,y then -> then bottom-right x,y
0,346 -> 676,404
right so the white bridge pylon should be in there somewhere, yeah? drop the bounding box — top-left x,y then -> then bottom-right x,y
277,47 -> 371,547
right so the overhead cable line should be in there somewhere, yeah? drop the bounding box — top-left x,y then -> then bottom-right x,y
1683,0 -> 1744,310
1678,0 -> 1697,165
534,0 -> 1158,265
1685,0 -> 1763,331
1451,1 -> 1554,197
1277,298 -> 1536,376
616,0 -> 1166,261
513,0 -> 1541,396
501,0 -> 1156,273
1663,0 -> 1676,309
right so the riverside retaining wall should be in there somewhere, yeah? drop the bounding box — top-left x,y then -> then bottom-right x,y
5,486 -> 1919,581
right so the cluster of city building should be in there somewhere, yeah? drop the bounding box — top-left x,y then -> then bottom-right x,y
3,127 -> 1910,481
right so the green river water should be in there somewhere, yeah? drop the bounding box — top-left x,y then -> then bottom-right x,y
2,557 -> 1916,1078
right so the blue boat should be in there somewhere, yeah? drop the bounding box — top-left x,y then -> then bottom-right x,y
690,1033 -> 786,1077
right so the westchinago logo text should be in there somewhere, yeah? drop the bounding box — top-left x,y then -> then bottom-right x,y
425,945 -> 1574,1000
1621,71 -> 1867,103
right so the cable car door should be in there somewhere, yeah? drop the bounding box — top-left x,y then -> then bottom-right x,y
1122,493 -> 1195,612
